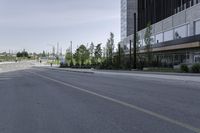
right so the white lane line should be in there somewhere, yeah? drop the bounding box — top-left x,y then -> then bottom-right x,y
28,70 -> 200,133
0,78 -> 12,80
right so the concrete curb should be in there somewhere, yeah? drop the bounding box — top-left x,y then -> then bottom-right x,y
38,67 -> 94,74
36,66 -> 200,77
94,70 -> 200,77
34,67 -> 200,83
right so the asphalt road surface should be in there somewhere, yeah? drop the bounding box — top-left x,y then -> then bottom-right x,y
0,67 -> 200,133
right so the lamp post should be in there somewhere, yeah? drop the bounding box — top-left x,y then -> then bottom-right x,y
129,40 -> 132,70
118,43 -> 121,69
133,13 -> 137,69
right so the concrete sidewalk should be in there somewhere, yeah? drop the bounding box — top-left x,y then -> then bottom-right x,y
0,61 -> 15,65
39,66 -> 200,83
0,61 -> 36,73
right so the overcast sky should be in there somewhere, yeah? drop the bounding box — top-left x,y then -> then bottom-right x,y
0,0 -> 120,53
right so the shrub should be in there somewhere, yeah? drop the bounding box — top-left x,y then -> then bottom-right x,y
70,61 -> 74,67
180,64 -> 189,73
60,63 -> 68,68
191,63 -> 200,73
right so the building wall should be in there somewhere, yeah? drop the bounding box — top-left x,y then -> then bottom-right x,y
138,0 -> 197,31
121,0 -> 137,40
121,0 -> 127,40
120,0 -> 200,64
137,2 -> 200,47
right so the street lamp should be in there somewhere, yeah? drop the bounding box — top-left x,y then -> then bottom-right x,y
133,13 -> 137,69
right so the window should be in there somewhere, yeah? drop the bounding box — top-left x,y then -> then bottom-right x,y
138,39 -> 142,47
194,55 -> 200,63
151,36 -> 155,44
174,25 -> 188,39
195,20 -> 200,35
156,33 -> 163,43
142,36 -> 154,46
142,39 -> 146,46
188,24 -> 190,36
164,30 -> 173,41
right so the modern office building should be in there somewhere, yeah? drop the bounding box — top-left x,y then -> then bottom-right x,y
121,0 -> 137,39
121,0 -> 200,65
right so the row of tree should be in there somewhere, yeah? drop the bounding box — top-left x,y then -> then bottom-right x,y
64,33 -> 116,69
16,50 -> 29,58
64,23 -> 154,69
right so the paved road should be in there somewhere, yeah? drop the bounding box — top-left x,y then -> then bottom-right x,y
0,67 -> 200,133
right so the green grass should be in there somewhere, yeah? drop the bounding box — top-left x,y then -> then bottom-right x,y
0,56 -> 16,62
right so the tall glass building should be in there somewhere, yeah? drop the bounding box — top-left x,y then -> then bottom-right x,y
121,0 -> 137,40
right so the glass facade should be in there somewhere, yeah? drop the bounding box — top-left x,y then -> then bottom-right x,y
121,0 -> 200,48
195,20 -> 200,35
174,25 -> 188,39
138,0 -> 193,31
151,36 -> 155,44
164,30 -> 173,42
156,33 -> 163,43
121,0 -> 137,40
121,0 -> 127,40
142,39 -> 146,46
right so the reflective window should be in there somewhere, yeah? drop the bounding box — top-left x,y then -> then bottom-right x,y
142,39 -> 146,46
174,25 -> 188,39
195,20 -> 200,35
187,24 -> 190,36
138,39 -> 142,47
156,33 -> 163,43
194,55 -> 200,63
164,30 -> 173,41
151,36 -> 155,44
142,36 -> 154,46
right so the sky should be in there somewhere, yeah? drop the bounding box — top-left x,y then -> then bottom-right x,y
0,0 -> 120,53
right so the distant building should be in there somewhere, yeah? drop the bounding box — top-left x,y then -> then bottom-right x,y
121,0 -> 200,65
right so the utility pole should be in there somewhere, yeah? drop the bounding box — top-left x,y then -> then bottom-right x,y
129,40 -> 132,70
133,13 -> 137,69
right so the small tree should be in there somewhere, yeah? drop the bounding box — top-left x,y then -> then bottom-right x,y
42,51 -> 46,57
89,42 -> 95,65
89,42 -> 94,57
76,45 -> 90,66
74,48 -> 80,66
136,33 -> 141,53
106,32 -> 115,66
114,43 -> 125,69
144,22 -> 153,66
16,50 -> 29,58
16,52 -> 22,58
94,43 -> 102,64
65,48 -> 72,66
